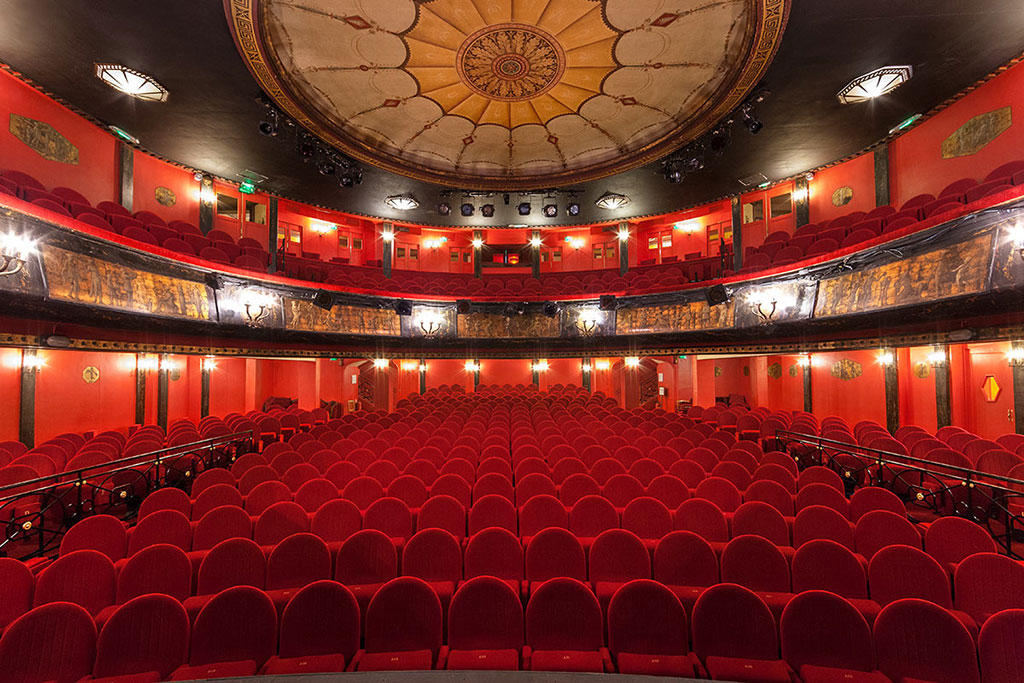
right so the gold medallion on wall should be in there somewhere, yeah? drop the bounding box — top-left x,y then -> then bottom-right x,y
82,366 -> 100,383
832,186 -> 854,207
155,186 -> 177,207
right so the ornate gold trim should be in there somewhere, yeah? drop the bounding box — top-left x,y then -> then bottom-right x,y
224,0 -> 791,190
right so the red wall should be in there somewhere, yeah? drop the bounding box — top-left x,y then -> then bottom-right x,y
890,60 -> 1024,205
33,350 -> 136,443
0,349 -> 24,443
209,357 -> 247,417
810,350 -> 887,427
712,357 -> 754,402
131,152 -> 200,225
479,359 -> 533,388
0,70 -> 118,205
809,152 -> 877,223
764,355 -> 804,414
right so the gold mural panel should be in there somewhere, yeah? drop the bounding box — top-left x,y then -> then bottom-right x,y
284,299 -> 400,336
942,107 -> 1011,158
42,246 -> 211,319
814,233 -> 993,318
830,358 -> 862,381
154,187 -> 177,207
616,300 -> 735,335
9,114 -> 79,164
767,362 -> 782,379
457,312 -> 560,339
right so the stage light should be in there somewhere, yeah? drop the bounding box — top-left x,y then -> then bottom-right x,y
566,202 -> 580,216
438,203 -> 451,216
743,111 -> 763,135
481,204 -> 495,217
461,203 -> 475,217
517,202 -> 531,216
317,160 -> 336,176
542,204 -> 557,218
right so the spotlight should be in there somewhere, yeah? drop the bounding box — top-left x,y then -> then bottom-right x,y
708,127 -> 730,155
566,202 -> 580,216
339,175 -> 354,188
502,302 -> 524,317
438,203 -> 451,216
742,109 -> 763,135
664,160 -> 685,184
258,109 -> 279,137
395,300 -> 413,316
517,202 -> 531,216
481,204 -> 495,218
542,204 -> 558,218
298,136 -> 316,160
542,301 -> 559,318
599,294 -> 617,311
455,299 -> 471,314
317,161 -> 335,176
461,203 -> 475,217
706,284 -> 729,306
312,290 -> 334,310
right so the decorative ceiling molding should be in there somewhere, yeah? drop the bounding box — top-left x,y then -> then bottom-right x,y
226,0 -> 791,189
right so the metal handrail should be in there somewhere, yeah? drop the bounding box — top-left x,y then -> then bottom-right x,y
776,429 -> 1024,493
0,430 -> 255,501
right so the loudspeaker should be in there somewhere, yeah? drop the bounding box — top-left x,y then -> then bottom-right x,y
312,290 -> 334,310
455,299 -> 471,314
706,284 -> 729,306
203,273 -> 222,290
542,301 -> 559,318
599,294 -> 617,311
395,300 -> 413,316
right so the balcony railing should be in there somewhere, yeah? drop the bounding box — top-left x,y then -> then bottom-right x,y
777,430 -> 1024,558
0,430 -> 254,560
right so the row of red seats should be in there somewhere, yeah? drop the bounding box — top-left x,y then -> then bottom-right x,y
738,159 -> 1024,274
5,555 -> 1021,681
23,514 -> 1022,640
0,169 -> 270,272
9,575 -> 1022,682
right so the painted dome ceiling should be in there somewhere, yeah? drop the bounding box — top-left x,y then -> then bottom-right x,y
229,0 -> 789,189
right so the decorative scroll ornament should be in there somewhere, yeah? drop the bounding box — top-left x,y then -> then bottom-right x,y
9,114 -> 79,164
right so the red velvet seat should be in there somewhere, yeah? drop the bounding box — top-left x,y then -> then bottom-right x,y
170,586 -> 277,680
525,577 -> 610,673
356,577 -> 443,671
608,580 -> 701,677
874,598 -> 980,683
262,580 -> 360,675
446,576 -> 523,670
93,594 -> 189,682
781,591 -> 886,683
0,602 -> 96,683
692,584 -> 792,682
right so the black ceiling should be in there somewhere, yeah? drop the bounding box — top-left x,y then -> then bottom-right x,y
1,1 -> 1022,226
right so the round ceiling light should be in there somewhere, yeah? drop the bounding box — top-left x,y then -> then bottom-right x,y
384,195 -> 419,211
837,66 -> 913,105
94,64 -> 168,102
595,192 -> 630,210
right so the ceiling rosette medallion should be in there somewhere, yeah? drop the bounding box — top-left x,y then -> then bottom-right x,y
226,0 -> 790,189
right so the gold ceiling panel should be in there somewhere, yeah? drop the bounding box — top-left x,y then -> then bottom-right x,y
229,0 -> 790,189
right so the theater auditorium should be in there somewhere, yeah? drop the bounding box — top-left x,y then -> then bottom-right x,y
1,2 -> 1024,682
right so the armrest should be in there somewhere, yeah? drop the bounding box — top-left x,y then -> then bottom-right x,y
600,647 -> 614,673
687,652 -> 707,679
436,646 -> 449,670
346,649 -> 365,672
521,645 -> 532,671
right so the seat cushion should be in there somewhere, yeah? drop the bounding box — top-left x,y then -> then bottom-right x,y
447,648 -> 519,670
169,660 -> 258,680
358,649 -> 433,671
799,664 -> 890,683
617,652 -> 697,677
262,653 -> 347,675
530,649 -> 604,673
705,656 -> 792,682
